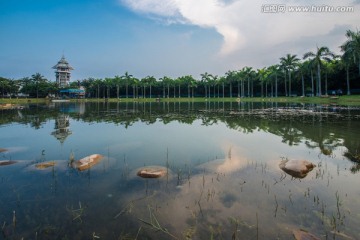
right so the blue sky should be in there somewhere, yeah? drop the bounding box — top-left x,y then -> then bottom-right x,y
0,0 -> 359,81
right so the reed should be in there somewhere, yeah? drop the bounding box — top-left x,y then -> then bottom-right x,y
274,195 -> 278,217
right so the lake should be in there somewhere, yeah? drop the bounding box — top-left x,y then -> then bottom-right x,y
1,101 -> 360,239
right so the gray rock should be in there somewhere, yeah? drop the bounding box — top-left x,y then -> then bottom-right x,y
279,159 -> 316,178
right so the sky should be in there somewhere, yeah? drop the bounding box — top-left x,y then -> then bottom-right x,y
0,0 -> 359,81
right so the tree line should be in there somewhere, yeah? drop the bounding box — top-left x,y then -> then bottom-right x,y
1,29 -> 359,99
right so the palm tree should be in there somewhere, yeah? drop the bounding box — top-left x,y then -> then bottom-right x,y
257,68 -> 270,97
340,29 -> 360,76
218,76 -> 226,98
189,77 -> 197,98
19,77 -> 32,97
242,67 -> 254,97
279,64 -> 288,96
267,65 -> 280,97
121,71 -> 133,99
212,75 -> 219,98
0,77 -> 10,98
303,60 -> 316,96
341,50 -> 352,95
234,70 -> 244,98
178,75 -> 197,98
140,76 -> 156,98
296,62 -> 308,97
225,70 -> 236,98
131,78 -> 139,98
31,73 -> 46,98
175,77 -> 183,98
94,78 -> 103,98
303,46 -> 335,96
147,76 -> 156,98
104,77 -> 113,98
200,72 -> 213,98
113,75 -> 122,98
280,54 -> 300,96
322,60 -> 337,95
159,76 -> 172,98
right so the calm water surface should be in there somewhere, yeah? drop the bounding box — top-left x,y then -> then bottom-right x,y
1,101 -> 360,239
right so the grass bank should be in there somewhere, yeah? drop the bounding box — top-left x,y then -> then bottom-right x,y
1,95 -> 360,106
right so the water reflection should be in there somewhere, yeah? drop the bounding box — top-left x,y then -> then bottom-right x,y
2,101 -> 359,169
51,114 -> 72,144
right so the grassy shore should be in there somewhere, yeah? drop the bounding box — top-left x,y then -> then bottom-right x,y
1,95 -> 360,106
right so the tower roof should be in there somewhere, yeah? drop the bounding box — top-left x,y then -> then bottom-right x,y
52,55 -> 74,70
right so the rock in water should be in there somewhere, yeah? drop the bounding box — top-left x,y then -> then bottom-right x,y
74,154 -> 103,171
0,160 -> 17,166
35,161 -> 56,170
0,148 -> 8,153
137,166 -> 168,178
279,159 -> 316,178
293,229 -> 320,240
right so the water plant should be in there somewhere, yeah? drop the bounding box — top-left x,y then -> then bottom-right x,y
138,205 -> 178,239
66,201 -> 86,223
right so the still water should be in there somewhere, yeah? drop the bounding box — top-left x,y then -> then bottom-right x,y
1,101 -> 359,239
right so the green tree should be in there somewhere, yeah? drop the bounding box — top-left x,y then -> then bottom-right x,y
148,76 -> 157,98
141,76 -> 157,98
212,75 -> 219,98
296,62 -> 308,97
280,54 -> 300,96
81,77 -> 96,98
104,77 -> 113,98
218,76 -> 226,98
341,50 -> 353,95
175,77 -> 183,98
242,67 -> 255,97
19,77 -> 32,96
225,70 -> 237,98
178,75 -> 196,98
257,68 -> 270,97
31,73 -> 47,98
121,72 -> 133,99
234,70 -> 244,98
0,77 -> 10,98
340,29 -> 360,76
322,60 -> 337,95
132,77 -> 139,98
159,76 -> 172,98
267,65 -> 280,97
113,75 -> 122,99
94,78 -> 103,98
303,47 -> 335,96
200,72 -> 213,98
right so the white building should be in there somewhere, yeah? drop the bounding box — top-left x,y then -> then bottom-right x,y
52,55 -> 74,88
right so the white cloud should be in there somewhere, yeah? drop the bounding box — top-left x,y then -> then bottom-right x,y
121,0 -> 179,17
120,0 -> 359,57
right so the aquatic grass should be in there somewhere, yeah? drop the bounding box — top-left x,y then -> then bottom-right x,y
113,193 -> 156,219
92,232 -> 100,239
1,221 -> 5,238
66,201 -> 86,223
274,195 -> 278,218
183,226 -> 196,240
256,212 -> 259,240
138,205 -> 178,239
12,211 -> 16,230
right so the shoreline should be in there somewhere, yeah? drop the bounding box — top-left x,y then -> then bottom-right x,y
1,95 -> 360,106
